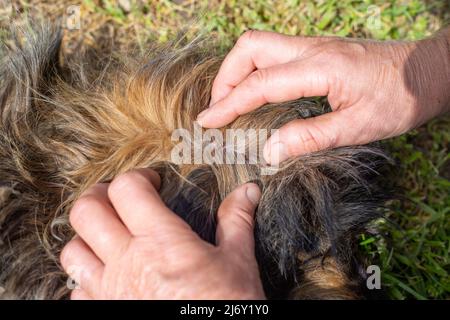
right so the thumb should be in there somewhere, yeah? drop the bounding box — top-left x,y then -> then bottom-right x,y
215,183 -> 261,256
263,109 -> 364,164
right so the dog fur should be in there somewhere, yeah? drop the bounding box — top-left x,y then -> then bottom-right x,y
0,23 -> 390,299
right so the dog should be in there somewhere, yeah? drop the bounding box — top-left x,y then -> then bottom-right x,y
0,22 -> 390,299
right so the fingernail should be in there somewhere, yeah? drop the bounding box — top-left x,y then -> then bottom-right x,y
196,108 -> 210,126
245,184 -> 261,206
263,141 -> 288,165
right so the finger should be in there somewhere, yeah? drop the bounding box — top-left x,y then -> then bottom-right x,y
60,237 -> 103,298
210,30 -> 332,105
108,168 -> 189,236
198,57 -> 333,128
69,183 -> 132,263
216,183 -> 261,256
263,108 -> 366,164
71,289 -> 93,300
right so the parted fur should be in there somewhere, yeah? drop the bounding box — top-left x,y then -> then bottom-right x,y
0,23 -> 389,299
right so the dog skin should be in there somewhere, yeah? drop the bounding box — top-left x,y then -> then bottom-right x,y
0,23 -> 390,299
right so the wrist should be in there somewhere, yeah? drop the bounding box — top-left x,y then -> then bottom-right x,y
434,27 -> 450,115
404,28 -> 450,125
424,27 -> 450,114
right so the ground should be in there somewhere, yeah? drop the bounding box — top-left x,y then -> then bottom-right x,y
0,0 -> 448,299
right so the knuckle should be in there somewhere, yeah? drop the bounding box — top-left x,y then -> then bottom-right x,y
299,128 -> 322,153
222,208 -> 254,237
346,41 -> 369,56
236,30 -> 265,49
333,51 -> 353,67
246,69 -> 268,88
307,122 -> 336,150
108,170 -> 145,197
233,208 -> 254,229
317,43 -> 350,65
287,120 -> 334,155
70,195 -> 102,227
237,30 -> 255,48
219,197 -> 255,230
323,41 -> 367,67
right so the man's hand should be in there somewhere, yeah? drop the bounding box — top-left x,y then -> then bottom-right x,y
196,30 -> 450,164
60,168 -> 265,300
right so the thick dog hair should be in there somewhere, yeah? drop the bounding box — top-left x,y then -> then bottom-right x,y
0,23 -> 389,299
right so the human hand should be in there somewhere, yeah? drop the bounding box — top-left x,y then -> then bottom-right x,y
60,168 -> 265,299
196,30 -> 450,164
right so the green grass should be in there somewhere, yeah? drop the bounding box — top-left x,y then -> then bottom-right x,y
3,0 -> 449,299
363,116 -> 450,299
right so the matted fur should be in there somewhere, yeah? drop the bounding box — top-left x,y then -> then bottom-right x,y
0,23 -> 389,299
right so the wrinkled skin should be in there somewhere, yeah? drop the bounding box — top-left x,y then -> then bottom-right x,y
61,169 -> 265,299
197,29 -> 450,164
